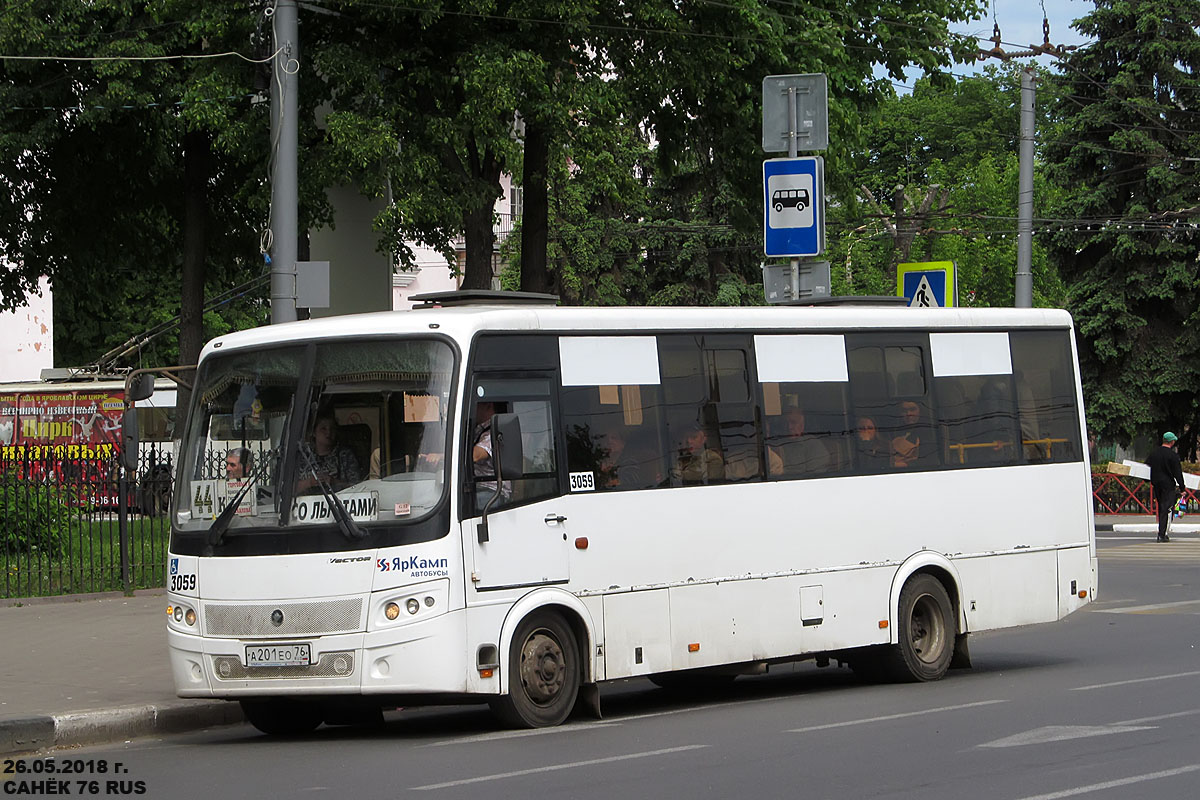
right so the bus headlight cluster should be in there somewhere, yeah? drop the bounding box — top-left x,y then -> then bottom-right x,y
383,594 -> 437,623
167,604 -> 197,627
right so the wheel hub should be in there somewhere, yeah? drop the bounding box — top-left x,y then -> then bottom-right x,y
520,631 -> 565,705
910,594 -> 945,664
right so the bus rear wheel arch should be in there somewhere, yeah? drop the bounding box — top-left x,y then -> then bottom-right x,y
489,610 -> 581,728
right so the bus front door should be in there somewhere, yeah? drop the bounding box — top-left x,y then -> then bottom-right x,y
463,376 -> 570,592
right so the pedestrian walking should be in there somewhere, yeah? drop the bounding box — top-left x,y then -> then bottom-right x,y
1146,431 -> 1186,542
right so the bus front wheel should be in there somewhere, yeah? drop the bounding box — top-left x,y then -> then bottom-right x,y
885,574 -> 955,682
490,611 -> 580,728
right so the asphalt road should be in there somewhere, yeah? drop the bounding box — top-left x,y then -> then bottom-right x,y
13,531 -> 1200,800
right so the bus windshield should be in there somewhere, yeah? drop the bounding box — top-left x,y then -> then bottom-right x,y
173,338 -> 455,539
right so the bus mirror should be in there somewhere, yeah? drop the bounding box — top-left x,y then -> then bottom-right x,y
493,413 -> 524,481
126,373 -> 155,402
121,408 -> 140,473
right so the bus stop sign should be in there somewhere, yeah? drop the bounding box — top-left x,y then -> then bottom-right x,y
763,157 -> 825,258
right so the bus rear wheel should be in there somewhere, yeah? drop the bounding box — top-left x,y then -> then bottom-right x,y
240,699 -> 323,736
490,611 -> 580,728
884,574 -> 955,682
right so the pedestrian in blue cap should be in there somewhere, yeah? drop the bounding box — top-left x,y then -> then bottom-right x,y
1146,432 -> 1186,542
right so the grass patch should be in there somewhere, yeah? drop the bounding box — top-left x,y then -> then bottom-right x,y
2,515 -> 170,599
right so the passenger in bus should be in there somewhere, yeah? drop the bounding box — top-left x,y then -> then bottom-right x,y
296,414 -> 362,494
767,409 -> 832,476
600,427 -> 659,488
225,448 -> 252,480
674,423 -> 724,485
890,401 -> 931,468
854,416 -> 889,471
472,401 -> 511,505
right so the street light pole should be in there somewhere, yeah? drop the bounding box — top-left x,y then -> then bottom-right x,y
269,0 -> 299,324
1015,66 -> 1036,308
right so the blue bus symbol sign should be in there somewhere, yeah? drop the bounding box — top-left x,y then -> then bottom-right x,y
764,157 -> 824,258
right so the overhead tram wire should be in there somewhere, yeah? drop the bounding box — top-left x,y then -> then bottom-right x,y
92,273 -> 271,374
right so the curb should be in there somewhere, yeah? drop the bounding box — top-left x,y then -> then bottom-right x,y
0,701 -> 244,756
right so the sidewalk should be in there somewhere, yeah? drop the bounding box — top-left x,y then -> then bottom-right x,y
1094,513 -> 1200,534
1,513 -> 1194,756
0,591 -> 242,756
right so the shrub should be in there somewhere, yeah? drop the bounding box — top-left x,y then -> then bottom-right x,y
0,469 -> 71,558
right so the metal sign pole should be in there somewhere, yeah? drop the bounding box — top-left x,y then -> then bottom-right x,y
787,87 -> 800,300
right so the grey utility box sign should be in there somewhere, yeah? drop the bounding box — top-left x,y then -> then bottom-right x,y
762,73 -> 829,153
763,261 -> 831,304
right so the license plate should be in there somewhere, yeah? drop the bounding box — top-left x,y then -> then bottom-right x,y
245,643 -> 311,667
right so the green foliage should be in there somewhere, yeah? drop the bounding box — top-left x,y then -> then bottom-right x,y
836,65 -> 1065,305
1044,0 -> 1200,450
0,471 -> 70,558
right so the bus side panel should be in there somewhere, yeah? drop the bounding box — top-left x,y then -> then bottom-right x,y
603,589 -> 671,678
954,550 -> 1059,632
1058,547 -> 1097,618
667,570 -> 895,671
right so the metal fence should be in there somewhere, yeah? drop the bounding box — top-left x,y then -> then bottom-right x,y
1092,471 -> 1199,515
1,448 -> 173,599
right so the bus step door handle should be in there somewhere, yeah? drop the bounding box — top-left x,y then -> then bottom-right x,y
544,514 -> 567,525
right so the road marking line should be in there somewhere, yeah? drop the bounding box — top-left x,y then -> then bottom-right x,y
1115,708 -> 1200,726
1071,670 -> 1200,691
423,721 -> 618,747
786,699 -> 1006,733
1013,763 -> 1200,800
979,724 -> 1155,748
410,745 -> 709,790
1094,599 -> 1200,614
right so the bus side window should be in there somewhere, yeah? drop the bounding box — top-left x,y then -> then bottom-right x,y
562,384 -> 667,491
1010,332 -> 1082,463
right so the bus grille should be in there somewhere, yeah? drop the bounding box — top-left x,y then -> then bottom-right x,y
212,652 -> 356,680
204,598 -> 364,637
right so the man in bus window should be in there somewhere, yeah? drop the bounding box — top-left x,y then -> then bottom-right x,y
768,409 -> 832,476
674,423 -> 724,485
472,401 -> 511,506
225,448 -> 252,480
891,401 -> 929,468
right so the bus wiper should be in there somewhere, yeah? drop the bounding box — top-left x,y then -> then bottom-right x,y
204,471 -> 260,554
299,449 -> 368,542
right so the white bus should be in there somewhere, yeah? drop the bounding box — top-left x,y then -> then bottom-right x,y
165,293 -> 1096,734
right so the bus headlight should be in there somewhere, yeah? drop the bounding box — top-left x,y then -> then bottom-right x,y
173,607 -> 184,623
184,608 -> 197,626
385,602 -> 400,620
406,598 -> 420,615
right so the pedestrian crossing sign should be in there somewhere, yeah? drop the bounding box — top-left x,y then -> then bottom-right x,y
897,261 -> 957,308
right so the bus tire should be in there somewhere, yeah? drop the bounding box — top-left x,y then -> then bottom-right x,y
490,611 -> 580,728
884,574 -> 955,682
240,699 -> 323,736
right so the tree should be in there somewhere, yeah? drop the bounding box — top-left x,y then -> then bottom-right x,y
530,0 -> 986,305
1044,0 -> 1200,454
836,65 -> 1067,305
0,1 -> 274,370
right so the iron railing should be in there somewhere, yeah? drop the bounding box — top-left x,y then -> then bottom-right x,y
1,448 -> 173,599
